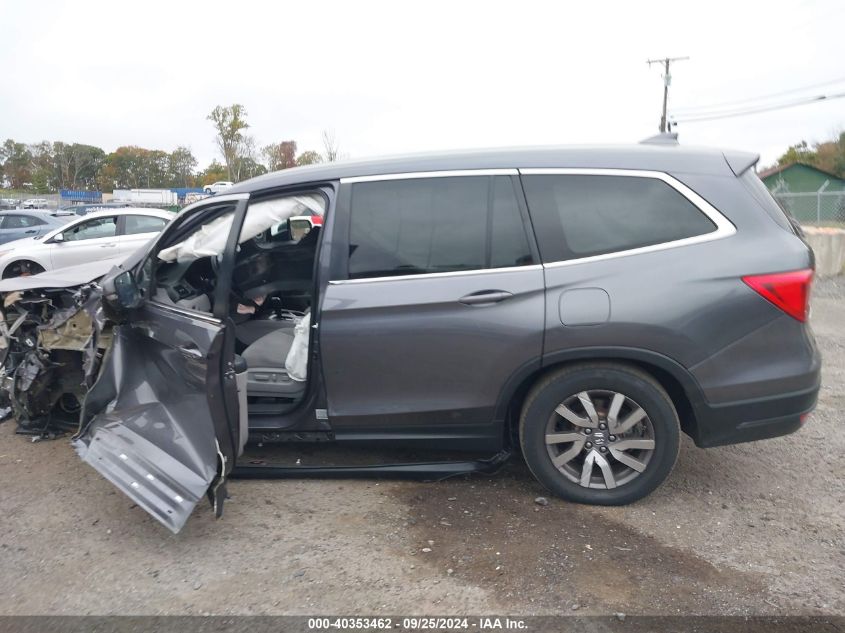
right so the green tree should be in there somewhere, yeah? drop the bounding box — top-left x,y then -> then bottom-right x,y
295,150 -> 323,166
199,160 -> 228,186
262,140 -> 298,171
168,146 -> 198,187
1,139 -> 33,189
208,104 -> 250,181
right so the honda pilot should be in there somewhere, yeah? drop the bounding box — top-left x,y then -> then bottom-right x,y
0,138 -> 820,532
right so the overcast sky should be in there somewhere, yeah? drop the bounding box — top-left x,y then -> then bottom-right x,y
1,0 -> 843,169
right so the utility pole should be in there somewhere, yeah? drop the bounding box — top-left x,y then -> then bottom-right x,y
647,56 -> 689,132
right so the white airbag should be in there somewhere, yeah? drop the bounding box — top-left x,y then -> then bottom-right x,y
284,312 -> 311,382
158,194 -> 325,263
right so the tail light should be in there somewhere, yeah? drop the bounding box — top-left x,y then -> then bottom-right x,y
742,269 -> 814,322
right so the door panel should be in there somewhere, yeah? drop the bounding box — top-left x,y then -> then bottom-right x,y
73,301 -> 241,533
50,216 -> 119,269
320,267 -> 545,447
118,232 -> 159,256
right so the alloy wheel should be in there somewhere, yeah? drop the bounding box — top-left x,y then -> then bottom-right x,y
544,389 -> 656,489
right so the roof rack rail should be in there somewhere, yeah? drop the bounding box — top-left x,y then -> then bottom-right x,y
640,132 -> 679,145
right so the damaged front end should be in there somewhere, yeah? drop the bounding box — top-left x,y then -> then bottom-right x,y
0,282 -> 110,438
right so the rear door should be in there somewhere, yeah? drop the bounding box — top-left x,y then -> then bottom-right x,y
117,213 -> 169,255
49,215 -> 119,268
73,197 -> 249,533
319,172 -> 545,449
0,214 -> 43,244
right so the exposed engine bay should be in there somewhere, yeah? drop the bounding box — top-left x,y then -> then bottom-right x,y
0,281 -> 110,437
0,193 -> 326,438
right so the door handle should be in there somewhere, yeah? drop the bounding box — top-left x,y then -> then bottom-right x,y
99,243 -> 117,248
178,345 -> 203,359
25,229 -> 36,234
458,290 -> 514,306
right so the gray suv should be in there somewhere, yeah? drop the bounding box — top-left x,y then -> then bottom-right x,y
0,139 -> 820,532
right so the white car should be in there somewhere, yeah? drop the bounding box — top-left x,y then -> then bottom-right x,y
22,198 -> 49,209
203,181 -> 234,195
0,208 -> 172,278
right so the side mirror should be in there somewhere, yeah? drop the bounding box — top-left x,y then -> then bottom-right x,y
52,232 -> 65,243
102,269 -> 142,317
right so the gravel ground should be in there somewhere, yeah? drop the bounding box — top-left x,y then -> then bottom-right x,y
0,281 -> 842,616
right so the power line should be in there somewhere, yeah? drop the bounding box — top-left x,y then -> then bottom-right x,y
672,75 -> 845,114
646,56 -> 689,133
671,91 -> 845,123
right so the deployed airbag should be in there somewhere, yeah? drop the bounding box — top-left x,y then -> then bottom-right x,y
158,194 -> 325,263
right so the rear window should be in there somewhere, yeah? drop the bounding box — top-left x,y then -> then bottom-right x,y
124,215 -> 167,235
521,174 -> 717,262
740,171 -> 796,233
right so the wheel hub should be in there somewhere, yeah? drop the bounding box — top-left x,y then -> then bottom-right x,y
545,389 -> 656,489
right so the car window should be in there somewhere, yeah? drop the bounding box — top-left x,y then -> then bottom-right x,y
521,174 -> 717,262
124,215 -> 167,235
348,176 -> 533,279
490,177 -> 534,268
62,216 -> 118,242
2,214 -> 42,228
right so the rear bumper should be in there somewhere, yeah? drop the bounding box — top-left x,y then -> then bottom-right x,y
690,382 -> 819,448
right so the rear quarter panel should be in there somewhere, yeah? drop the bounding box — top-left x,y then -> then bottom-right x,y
542,172 -> 817,406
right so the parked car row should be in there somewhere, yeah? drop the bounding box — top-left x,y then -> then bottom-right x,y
0,208 -> 172,278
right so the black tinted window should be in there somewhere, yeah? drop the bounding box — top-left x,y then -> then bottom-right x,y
490,177 -> 533,268
522,175 -> 716,262
348,176 -> 533,279
124,215 -> 167,235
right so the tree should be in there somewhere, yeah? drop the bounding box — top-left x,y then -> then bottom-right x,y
199,160 -> 228,185
262,140 -> 298,171
168,146 -> 198,187
208,104 -> 250,181
770,132 -> 845,180
322,129 -> 340,162
296,150 -> 323,166
0,139 -> 33,189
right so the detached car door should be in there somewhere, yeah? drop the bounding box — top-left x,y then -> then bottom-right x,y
73,197 -> 249,533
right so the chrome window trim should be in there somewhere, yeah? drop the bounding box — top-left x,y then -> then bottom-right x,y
328,264 -> 543,285
519,168 -> 736,269
340,169 -> 518,184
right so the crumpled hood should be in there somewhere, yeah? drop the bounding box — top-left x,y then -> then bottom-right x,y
0,256 -> 126,293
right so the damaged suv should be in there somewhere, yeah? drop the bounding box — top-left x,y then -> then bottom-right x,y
0,140 -> 820,532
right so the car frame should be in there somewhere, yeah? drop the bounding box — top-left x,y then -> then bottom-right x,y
0,140 -> 820,533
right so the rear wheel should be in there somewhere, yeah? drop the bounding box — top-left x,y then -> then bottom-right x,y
2,260 -> 45,278
519,363 -> 680,505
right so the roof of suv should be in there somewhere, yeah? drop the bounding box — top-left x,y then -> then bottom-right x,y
229,143 -> 760,194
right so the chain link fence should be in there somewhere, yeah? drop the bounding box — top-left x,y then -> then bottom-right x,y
774,191 -> 845,227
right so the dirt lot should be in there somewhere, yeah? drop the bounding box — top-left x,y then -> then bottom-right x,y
0,281 -> 842,617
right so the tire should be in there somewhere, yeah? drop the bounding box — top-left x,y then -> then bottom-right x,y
204,188 -> 212,194
519,362 -> 680,505
2,260 -> 45,278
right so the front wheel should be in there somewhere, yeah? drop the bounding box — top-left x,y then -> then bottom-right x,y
2,260 -> 45,278
519,363 -> 680,505
204,188 -> 212,194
